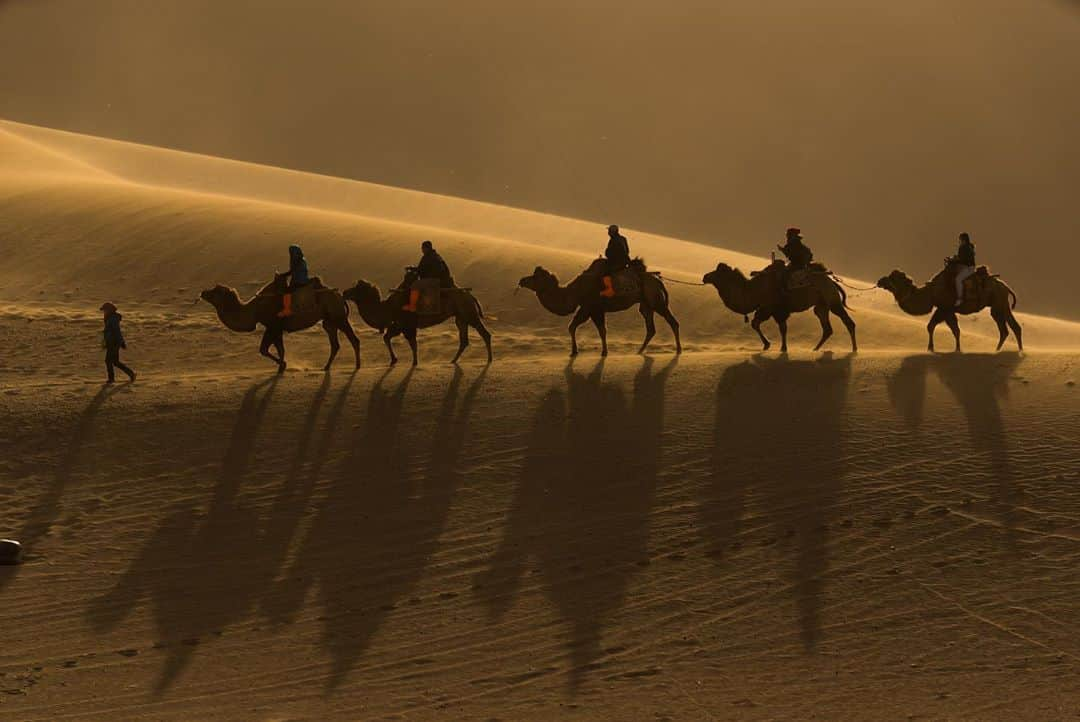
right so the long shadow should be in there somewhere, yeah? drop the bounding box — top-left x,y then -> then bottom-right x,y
477,357 -> 674,690
1,384 -> 119,590
888,353 -> 1023,544
284,365 -> 486,691
86,374 -> 346,693
703,353 -> 852,651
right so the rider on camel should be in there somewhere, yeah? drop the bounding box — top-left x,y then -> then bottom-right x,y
777,227 -> 813,271
601,224 -> 631,298
278,244 -> 310,318
951,232 -> 976,307
403,240 -> 455,312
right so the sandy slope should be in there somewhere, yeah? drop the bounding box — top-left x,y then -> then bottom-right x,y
2,123 -> 1080,719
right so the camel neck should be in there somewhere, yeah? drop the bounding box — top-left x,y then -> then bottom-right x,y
356,297 -> 391,330
895,285 -> 935,315
537,285 -> 579,316
713,275 -> 759,315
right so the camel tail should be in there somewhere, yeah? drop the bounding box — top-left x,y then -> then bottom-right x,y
473,295 -> 486,318
832,277 -> 851,309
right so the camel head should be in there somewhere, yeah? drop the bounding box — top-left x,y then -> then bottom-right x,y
199,285 -> 241,310
876,270 -> 914,294
519,266 -> 559,293
702,262 -> 737,288
343,279 -> 381,306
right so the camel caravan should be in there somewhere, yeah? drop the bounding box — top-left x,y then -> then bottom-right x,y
194,227 -> 1022,373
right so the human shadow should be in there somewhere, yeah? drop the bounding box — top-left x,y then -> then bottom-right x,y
888,352 -> 1023,543
86,374 -> 346,694
281,365 -> 486,691
477,357 -> 675,690
702,353 -> 852,651
1,384 -> 119,590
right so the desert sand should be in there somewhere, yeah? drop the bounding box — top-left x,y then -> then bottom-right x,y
2,122 -> 1079,720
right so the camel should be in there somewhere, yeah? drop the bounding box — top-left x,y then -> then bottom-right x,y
200,273 -> 361,372
342,276 -> 492,365
517,258 -> 681,356
702,262 -> 856,352
876,267 -> 1021,352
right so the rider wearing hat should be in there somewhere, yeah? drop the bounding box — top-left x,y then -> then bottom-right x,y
778,227 -> 813,271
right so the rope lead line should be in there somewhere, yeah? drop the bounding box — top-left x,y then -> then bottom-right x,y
831,275 -> 880,292
659,274 -> 707,287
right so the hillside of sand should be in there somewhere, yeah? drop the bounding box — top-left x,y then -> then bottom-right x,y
1,122 -> 1079,720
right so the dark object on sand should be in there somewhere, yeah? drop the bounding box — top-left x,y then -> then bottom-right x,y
0,539 -> 22,565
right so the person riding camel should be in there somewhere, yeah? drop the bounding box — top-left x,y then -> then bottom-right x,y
777,227 -> 813,271
601,224 -> 631,298
950,232 -> 977,307
277,244 -> 310,318
403,240 -> 455,312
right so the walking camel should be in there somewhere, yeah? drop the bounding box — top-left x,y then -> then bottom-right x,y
517,259 -> 681,356
200,273 -> 360,372
342,278 -> 492,365
703,262 -> 856,352
876,268 -> 1021,352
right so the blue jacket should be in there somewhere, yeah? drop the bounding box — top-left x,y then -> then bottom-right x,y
288,246 -> 309,285
104,312 -> 125,348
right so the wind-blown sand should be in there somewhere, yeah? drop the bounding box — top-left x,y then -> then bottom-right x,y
1,121 -> 1079,719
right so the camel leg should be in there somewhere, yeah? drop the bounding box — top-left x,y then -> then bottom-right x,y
776,313 -> 789,353
274,333 -> 287,374
832,304 -> 857,352
259,327 -> 286,372
1005,311 -> 1023,351
812,304 -> 833,351
593,312 -> 609,357
568,307 -> 590,357
383,329 -> 399,366
471,317 -> 493,363
750,311 -> 771,351
943,313 -> 961,353
340,318 -> 361,369
991,308 -> 1008,351
638,305 -> 656,354
658,306 -> 681,354
451,317 -> 470,364
926,308 -> 947,352
404,327 -> 419,366
322,320 -> 341,371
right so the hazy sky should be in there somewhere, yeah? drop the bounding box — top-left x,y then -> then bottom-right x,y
1,0 -> 1077,317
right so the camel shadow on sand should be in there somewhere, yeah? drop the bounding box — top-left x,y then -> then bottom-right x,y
887,352 -> 1024,545
1,384 -> 121,591
700,353 -> 853,652
475,356 -> 677,691
270,365 -> 487,692
86,373 -> 356,694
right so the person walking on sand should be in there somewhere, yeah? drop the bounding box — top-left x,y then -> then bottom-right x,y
101,302 -> 135,383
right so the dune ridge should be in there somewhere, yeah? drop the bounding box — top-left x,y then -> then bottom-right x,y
1,119 -> 1078,373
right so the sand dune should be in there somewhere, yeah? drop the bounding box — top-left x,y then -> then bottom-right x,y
2,122 -> 1079,719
